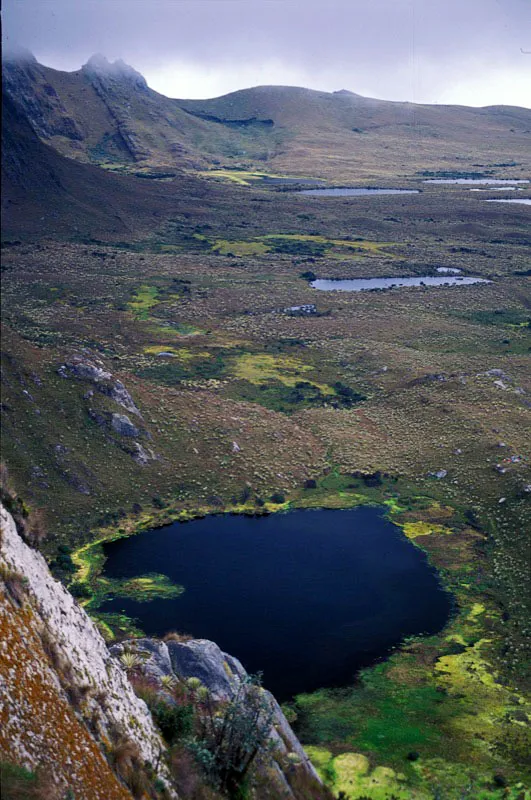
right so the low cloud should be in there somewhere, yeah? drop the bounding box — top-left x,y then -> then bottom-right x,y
3,0 -> 530,106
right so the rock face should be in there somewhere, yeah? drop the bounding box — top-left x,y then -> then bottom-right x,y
58,357 -> 142,416
0,504 -> 173,798
111,638 -> 322,791
58,355 -> 158,465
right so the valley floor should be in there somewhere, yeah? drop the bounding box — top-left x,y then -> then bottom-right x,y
1,173 -> 530,798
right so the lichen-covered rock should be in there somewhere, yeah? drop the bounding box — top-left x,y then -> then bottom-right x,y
0,504 -> 174,797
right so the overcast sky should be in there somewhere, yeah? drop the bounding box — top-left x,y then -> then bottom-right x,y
3,0 -> 531,107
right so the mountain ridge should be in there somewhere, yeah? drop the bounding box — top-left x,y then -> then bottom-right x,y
3,51 -> 530,181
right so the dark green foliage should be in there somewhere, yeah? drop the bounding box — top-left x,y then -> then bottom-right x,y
270,492 -> 286,504
53,545 -> 77,575
194,675 -> 275,798
466,309 -> 531,328
0,762 -> 54,800
269,239 -> 327,256
232,378 -> 362,414
152,495 -> 168,509
300,270 -> 317,281
152,701 -> 194,745
356,471 -> 383,488
332,382 -> 365,407
239,486 -> 251,504
69,582 -> 92,599
136,352 -> 227,386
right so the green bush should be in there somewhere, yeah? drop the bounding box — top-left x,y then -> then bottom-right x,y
152,701 -> 194,745
269,492 -> 286,504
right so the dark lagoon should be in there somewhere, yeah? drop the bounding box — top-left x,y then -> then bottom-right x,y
297,187 -> 420,197
101,507 -> 451,700
311,276 -> 490,292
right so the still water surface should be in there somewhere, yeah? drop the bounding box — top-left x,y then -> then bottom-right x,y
311,276 -> 490,292
101,508 -> 451,700
298,187 -> 419,196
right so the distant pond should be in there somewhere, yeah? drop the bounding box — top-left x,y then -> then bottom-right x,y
101,507 -> 451,700
297,187 -> 419,197
311,276 -> 490,292
485,199 -> 531,206
423,178 -> 529,185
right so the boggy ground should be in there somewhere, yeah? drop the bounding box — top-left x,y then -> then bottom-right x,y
1,175 -> 530,799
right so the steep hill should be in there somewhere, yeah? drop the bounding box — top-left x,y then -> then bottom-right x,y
3,51 -> 530,181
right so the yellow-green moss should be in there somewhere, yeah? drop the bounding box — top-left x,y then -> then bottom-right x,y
401,521 -> 454,539
232,353 -> 333,393
212,240 -> 270,256
305,747 -> 414,799
127,285 -> 160,319
143,345 -> 212,360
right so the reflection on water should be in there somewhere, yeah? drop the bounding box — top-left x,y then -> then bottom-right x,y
485,199 -> 531,206
424,178 -> 529,185
298,187 -> 420,196
311,276 -> 490,291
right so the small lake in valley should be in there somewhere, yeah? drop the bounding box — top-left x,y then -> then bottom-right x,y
311,276 -> 490,292
101,507 -> 451,700
297,187 -> 420,196
423,178 -> 529,185
484,198 -> 531,206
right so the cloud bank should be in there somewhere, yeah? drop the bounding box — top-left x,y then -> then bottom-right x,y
3,0 -> 531,106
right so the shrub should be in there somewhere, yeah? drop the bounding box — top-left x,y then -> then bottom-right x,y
163,630 -> 194,643
120,651 -> 144,672
152,700 -> 194,745
69,582 -> 92,599
1,566 -> 27,606
195,675 -> 275,796
0,761 -> 59,800
269,492 -> 285,504
109,735 -> 142,779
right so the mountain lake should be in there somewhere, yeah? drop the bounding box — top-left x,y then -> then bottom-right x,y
311,276 -> 490,292
100,507 -> 452,700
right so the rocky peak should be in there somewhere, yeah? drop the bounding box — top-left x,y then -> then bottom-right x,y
83,54 -> 148,91
1,44 -> 37,65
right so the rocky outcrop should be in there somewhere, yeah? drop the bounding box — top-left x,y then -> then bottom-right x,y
58,356 -> 158,465
0,504 -> 173,798
110,637 -> 322,792
58,357 -> 142,416
82,55 -> 152,162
